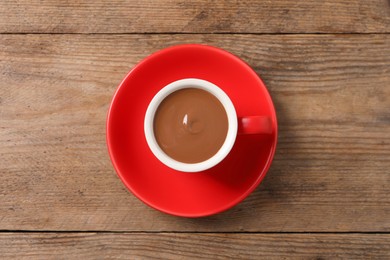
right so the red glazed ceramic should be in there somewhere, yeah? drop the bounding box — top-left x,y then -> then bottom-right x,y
107,44 -> 278,217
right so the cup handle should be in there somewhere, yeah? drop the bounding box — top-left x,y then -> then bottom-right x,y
238,116 -> 274,135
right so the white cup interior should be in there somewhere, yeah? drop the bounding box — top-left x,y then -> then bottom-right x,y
144,78 -> 237,172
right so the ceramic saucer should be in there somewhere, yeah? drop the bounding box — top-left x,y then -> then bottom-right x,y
106,44 -> 277,217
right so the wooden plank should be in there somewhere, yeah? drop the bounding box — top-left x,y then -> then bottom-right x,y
0,34 -> 389,232
0,233 -> 389,259
0,0 -> 390,33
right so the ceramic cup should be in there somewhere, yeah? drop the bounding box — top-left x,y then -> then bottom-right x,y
144,78 -> 273,172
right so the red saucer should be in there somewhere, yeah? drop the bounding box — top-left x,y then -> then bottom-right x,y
106,44 -> 278,217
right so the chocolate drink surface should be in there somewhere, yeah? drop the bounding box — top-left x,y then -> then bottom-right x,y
153,88 -> 228,163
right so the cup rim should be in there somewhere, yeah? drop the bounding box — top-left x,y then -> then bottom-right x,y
144,78 -> 238,172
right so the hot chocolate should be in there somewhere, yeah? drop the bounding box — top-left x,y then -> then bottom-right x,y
153,88 -> 228,163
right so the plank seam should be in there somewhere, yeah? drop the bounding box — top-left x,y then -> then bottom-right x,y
0,230 -> 389,234
0,32 -> 390,35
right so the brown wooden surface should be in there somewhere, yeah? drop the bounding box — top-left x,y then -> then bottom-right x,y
1,233 -> 389,259
1,34 -> 389,232
0,0 -> 390,33
1,0 -> 390,259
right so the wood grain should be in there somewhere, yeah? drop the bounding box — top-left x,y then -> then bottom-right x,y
0,0 -> 390,33
0,233 -> 389,259
0,34 -> 389,232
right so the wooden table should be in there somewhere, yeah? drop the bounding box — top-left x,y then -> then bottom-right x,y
1,1 -> 389,259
